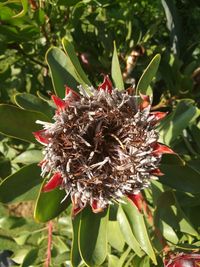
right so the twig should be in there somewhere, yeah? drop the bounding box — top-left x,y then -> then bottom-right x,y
45,221 -> 53,267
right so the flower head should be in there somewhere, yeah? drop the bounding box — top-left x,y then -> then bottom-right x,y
33,75 -> 174,215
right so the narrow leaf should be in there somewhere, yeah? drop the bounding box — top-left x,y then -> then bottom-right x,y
0,164 -> 41,203
111,41 -> 124,90
79,207 -> 108,266
34,182 -> 71,222
71,213 -> 82,267
117,205 -> 143,257
136,54 -> 161,95
62,38 -> 92,87
121,198 -> 157,264
46,47 -> 79,98
160,163 -> 200,194
0,104 -> 50,143
14,93 -> 53,119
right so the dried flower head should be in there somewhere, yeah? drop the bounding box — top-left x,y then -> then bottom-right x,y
33,76 -> 174,215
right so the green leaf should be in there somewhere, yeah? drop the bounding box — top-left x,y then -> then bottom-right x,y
0,235 -> 19,251
14,93 -> 53,119
160,163 -> 200,194
161,0 -> 182,55
62,38 -> 92,87
108,255 -> 119,267
111,41 -> 124,90
0,157 -> 11,179
157,99 -> 200,145
13,150 -> 43,164
117,205 -> 143,257
34,182 -> 71,222
154,191 -> 198,237
46,47 -> 80,98
0,163 -> 41,204
0,104 -> 50,143
118,247 -> 131,267
12,0 -> 28,18
71,213 -> 82,267
21,248 -> 38,267
107,221 -> 125,252
121,198 -> 157,264
136,54 -> 161,96
79,207 -> 109,266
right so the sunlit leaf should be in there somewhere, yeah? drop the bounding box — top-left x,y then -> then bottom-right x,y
71,213 -> 82,267
136,54 -> 161,96
14,93 -> 53,119
0,104 -> 50,143
34,181 -> 71,222
117,205 -> 143,257
0,163 -> 41,203
79,207 -> 108,266
121,198 -> 157,264
111,41 -> 124,90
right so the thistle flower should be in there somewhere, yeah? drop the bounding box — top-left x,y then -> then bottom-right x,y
33,76 -> 174,216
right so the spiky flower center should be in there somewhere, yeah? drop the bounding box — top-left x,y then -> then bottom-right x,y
41,88 -> 160,210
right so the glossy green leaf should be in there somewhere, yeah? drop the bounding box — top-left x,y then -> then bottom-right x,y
107,220 -> 125,252
0,104 -> 50,143
117,205 -> 143,257
0,157 -> 11,179
34,182 -> 71,222
21,248 -> 38,267
62,38 -> 92,87
159,220 -> 179,244
0,163 -> 41,204
108,255 -> 119,267
160,163 -> 200,194
154,191 -> 198,237
71,213 -> 82,267
14,93 -> 53,119
158,99 -> 200,145
121,198 -> 157,264
118,247 -> 131,267
46,47 -> 80,98
13,150 -> 43,164
161,0 -> 182,55
79,207 -> 109,266
12,0 -> 28,18
111,41 -> 124,90
136,54 -> 161,95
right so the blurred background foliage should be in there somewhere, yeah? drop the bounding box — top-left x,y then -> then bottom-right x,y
0,0 -> 200,266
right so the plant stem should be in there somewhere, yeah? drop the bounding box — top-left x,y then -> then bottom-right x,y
45,221 -> 53,267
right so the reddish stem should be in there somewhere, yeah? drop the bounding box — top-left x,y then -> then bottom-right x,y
45,221 -> 53,267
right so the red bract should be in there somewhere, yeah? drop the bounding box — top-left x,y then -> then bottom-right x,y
51,95 -> 67,111
33,129 -> 49,145
42,172 -> 63,192
164,253 -> 200,267
152,143 -> 176,155
98,75 -> 113,93
128,193 -> 143,212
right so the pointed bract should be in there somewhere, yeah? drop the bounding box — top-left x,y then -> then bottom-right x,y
153,143 -> 176,155
33,129 -> 49,145
51,95 -> 67,110
98,75 -> 113,93
91,199 -> 104,213
65,86 -> 80,100
42,172 -> 63,192
127,193 -> 143,212
151,168 -> 164,176
140,93 -> 150,110
150,111 -> 168,122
